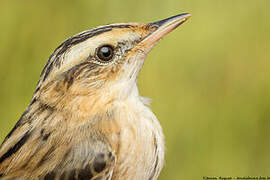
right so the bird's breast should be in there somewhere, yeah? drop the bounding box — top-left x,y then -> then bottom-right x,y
99,96 -> 164,180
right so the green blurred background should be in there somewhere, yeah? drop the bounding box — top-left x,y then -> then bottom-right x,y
0,0 -> 270,179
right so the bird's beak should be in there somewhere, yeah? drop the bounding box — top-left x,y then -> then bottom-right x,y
136,13 -> 191,54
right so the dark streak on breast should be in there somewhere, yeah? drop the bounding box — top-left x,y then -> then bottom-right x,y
0,131 -> 31,163
42,132 -> 51,141
44,171 -> 56,180
93,153 -> 106,173
78,164 -> 93,180
40,128 -> 50,141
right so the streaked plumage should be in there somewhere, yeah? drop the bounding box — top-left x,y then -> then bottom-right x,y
0,14 -> 190,180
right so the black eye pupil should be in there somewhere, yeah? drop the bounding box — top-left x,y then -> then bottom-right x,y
97,45 -> 114,61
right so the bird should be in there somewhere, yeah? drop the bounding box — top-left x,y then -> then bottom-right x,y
0,13 -> 191,180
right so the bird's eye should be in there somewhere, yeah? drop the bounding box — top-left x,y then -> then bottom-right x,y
97,45 -> 114,62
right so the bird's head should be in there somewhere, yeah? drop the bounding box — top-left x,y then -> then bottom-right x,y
33,14 -> 191,112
